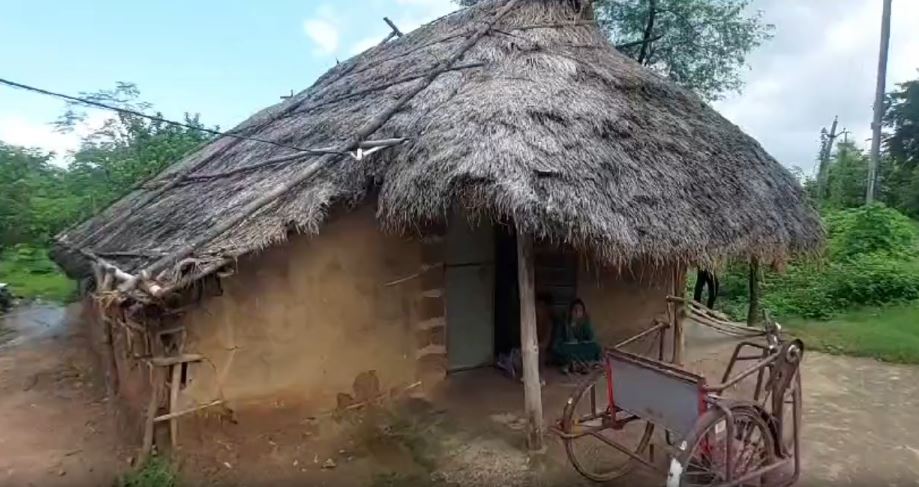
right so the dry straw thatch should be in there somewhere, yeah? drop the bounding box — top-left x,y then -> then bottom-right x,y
53,0 -> 823,287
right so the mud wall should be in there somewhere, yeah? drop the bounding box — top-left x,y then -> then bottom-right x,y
80,298 -> 150,442
178,206 -> 423,413
577,263 -> 676,347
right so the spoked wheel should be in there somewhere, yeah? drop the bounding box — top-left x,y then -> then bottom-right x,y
674,406 -> 777,487
562,369 -> 654,482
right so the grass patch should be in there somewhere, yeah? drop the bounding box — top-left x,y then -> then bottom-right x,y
118,457 -> 179,487
783,303 -> 919,364
0,245 -> 74,302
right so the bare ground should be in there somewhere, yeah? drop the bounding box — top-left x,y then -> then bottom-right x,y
1,306 -> 918,486
0,304 -> 126,486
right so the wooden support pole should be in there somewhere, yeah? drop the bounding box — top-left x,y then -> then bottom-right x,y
169,364 -> 181,451
516,232 -> 544,451
140,365 -> 163,464
746,257 -> 762,326
671,266 -> 687,366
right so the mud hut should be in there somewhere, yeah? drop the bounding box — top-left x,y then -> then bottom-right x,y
51,0 -> 822,454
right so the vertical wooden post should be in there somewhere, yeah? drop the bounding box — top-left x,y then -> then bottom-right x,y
140,364 -> 163,464
169,364 -> 182,451
671,266 -> 687,366
747,257 -> 762,326
516,232 -> 544,451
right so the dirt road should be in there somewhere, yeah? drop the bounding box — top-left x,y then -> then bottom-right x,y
801,352 -> 919,486
0,304 -> 125,487
1,305 -> 918,486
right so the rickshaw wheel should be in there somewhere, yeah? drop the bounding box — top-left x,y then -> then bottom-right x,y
674,406 -> 777,487
562,369 -> 654,482
780,371 -> 802,457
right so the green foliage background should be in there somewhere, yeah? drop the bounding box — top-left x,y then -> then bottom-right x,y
717,205 -> 919,320
0,84 -> 211,301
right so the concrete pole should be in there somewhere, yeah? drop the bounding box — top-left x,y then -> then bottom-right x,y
867,0 -> 893,204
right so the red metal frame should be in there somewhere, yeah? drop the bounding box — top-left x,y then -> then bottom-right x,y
554,317 -> 804,487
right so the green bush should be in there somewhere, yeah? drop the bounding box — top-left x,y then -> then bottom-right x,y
716,205 -> 919,320
824,204 -> 918,260
760,257 -> 919,319
118,457 -> 179,487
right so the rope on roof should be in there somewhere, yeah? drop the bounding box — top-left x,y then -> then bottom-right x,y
138,0 -> 523,292
149,138 -> 408,188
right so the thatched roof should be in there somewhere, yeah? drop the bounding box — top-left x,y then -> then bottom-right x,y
52,0 -> 822,288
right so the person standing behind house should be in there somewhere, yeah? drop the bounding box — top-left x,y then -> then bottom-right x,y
552,298 -> 602,374
693,269 -> 719,309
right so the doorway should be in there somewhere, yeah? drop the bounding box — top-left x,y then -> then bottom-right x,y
445,218 -> 578,372
492,228 -> 579,358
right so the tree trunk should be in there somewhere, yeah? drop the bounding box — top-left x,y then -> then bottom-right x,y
637,0 -> 658,64
816,116 -> 839,200
747,257 -> 761,326
516,233 -> 544,451
867,0 -> 892,204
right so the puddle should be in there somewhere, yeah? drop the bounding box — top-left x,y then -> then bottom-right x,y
0,303 -> 68,349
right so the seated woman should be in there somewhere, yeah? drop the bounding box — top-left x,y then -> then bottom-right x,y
552,298 -> 603,374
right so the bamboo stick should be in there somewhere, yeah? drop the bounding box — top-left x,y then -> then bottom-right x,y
142,1 -> 516,279
169,364 -> 181,450
148,354 -> 203,367
154,400 -> 224,423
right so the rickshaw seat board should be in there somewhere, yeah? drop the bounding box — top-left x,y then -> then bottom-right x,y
605,348 -> 705,440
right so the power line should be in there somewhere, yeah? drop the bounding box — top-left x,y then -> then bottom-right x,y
0,76 -> 325,154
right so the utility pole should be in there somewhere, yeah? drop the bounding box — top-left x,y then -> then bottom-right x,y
816,116 -> 839,200
867,0 -> 892,204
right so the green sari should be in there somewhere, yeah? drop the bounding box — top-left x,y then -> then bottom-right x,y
551,319 -> 602,365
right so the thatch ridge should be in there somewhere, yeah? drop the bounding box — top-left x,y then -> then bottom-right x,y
52,0 -> 823,284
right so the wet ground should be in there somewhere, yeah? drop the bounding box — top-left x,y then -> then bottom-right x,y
1,305 -> 918,486
0,303 -> 125,486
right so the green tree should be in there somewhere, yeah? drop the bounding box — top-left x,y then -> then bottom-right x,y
0,83 -> 212,247
595,0 -> 773,100
456,0 -> 773,100
57,83 -> 213,224
0,144 -> 77,247
825,141 -> 869,210
882,78 -> 919,216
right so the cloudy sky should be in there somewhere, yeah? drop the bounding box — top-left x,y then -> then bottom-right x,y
1,0 -> 917,176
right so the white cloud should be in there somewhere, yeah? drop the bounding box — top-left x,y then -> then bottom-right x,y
714,0 -> 919,174
345,0 -> 458,56
303,18 -> 340,55
0,112 -> 110,167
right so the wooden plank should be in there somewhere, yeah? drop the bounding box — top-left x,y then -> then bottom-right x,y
169,364 -> 181,451
148,354 -> 203,367
154,400 -> 224,423
516,233 -> 544,451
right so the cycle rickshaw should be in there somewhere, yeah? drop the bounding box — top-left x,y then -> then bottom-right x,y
552,297 -> 803,487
